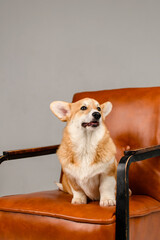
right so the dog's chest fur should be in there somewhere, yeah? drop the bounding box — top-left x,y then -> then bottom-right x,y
58,124 -> 116,200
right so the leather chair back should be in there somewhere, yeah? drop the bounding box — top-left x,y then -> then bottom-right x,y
72,87 -> 160,201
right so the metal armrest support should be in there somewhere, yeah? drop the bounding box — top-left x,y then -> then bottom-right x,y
0,144 -> 59,164
116,144 -> 160,240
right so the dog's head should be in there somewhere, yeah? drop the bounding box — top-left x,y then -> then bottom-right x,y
50,98 -> 112,131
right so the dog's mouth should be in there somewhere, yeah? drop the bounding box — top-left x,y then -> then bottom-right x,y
82,121 -> 99,128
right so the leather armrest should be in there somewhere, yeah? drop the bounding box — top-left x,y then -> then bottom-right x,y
116,144 -> 160,240
124,144 -> 160,158
0,144 -> 59,164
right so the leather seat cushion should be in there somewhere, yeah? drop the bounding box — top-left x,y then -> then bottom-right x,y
0,190 -> 159,239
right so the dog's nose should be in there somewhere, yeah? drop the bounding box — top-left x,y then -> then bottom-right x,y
92,112 -> 101,120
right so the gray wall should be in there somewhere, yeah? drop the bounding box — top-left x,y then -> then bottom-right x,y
0,0 -> 159,196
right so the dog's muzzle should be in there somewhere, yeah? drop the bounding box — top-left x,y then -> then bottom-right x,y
82,112 -> 101,128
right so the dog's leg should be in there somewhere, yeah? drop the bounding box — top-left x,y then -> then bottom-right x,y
69,177 -> 87,204
99,173 -> 116,206
71,189 -> 87,204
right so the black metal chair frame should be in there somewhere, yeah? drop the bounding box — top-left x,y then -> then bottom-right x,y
1,144 -> 160,240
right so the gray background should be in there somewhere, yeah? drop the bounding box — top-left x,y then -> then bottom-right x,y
0,0 -> 159,196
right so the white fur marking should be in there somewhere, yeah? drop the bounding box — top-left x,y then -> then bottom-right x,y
69,184 -> 87,204
99,175 -> 116,206
56,182 -> 64,191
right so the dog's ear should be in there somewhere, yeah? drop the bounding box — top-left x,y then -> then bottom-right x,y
101,101 -> 112,117
50,101 -> 71,121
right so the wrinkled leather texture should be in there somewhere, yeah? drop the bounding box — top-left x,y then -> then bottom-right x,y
0,190 -> 160,240
73,87 -> 160,201
0,87 -> 160,240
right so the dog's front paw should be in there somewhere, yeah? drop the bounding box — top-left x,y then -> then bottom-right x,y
100,198 -> 116,207
71,197 -> 87,205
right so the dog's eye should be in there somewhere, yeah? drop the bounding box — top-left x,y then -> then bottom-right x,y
81,106 -> 87,110
97,107 -> 101,111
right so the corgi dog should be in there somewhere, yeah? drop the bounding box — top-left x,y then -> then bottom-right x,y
50,98 -> 117,206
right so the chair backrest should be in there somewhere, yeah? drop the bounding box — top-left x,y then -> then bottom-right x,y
72,87 -> 160,201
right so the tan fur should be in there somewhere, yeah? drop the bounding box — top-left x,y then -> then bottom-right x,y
50,98 -> 117,206
57,129 -> 76,166
93,131 -> 116,164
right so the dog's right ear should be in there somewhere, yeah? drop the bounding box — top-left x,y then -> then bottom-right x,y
50,101 -> 71,122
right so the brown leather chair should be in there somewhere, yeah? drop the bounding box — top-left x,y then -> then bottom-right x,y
0,87 -> 160,240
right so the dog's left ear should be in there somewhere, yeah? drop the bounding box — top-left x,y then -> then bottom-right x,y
101,101 -> 112,117
50,101 -> 71,122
